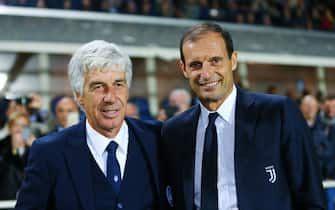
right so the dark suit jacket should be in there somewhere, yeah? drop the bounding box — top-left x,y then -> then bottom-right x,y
161,88 -> 326,210
15,118 -> 162,210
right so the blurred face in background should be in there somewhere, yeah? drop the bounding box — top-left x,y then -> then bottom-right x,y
9,114 -> 30,136
325,98 -> 335,119
55,97 -> 79,128
168,90 -> 191,113
300,95 -> 319,122
126,102 -> 139,119
6,100 -> 28,117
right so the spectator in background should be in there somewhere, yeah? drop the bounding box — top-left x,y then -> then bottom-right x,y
120,0 -> 138,14
285,87 -> 300,102
50,95 -> 80,132
25,93 -> 49,135
309,7 -> 321,30
0,98 -> 28,140
157,88 -> 192,122
300,94 -> 320,127
140,0 -> 155,16
320,8 -> 334,31
266,85 -> 278,95
156,106 -> 168,122
0,112 -> 36,200
225,0 -> 239,22
126,101 -> 140,119
281,4 -> 293,27
4,0 -> 37,6
182,0 -> 199,19
38,0 -> 64,9
157,0 -> 175,17
318,95 -> 335,180
4,0 -> 335,32
299,94 -> 331,179
208,0 -> 225,21
101,0 -> 122,13
320,96 -> 335,137
168,88 -> 192,114
198,0 -> 210,20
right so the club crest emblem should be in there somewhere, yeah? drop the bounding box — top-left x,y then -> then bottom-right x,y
265,165 -> 276,183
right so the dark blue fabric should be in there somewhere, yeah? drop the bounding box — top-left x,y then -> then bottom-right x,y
89,153 -> 117,210
201,112 -> 219,210
15,118 -> 162,210
106,141 -> 121,195
116,128 -> 157,210
161,87 -> 326,210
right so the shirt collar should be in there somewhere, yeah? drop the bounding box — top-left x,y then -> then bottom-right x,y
86,120 -> 128,156
199,85 -> 237,125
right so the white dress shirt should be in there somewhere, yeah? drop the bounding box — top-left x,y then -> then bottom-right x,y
86,120 -> 129,179
194,85 -> 238,210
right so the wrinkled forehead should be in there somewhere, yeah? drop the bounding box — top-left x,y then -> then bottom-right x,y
183,33 -> 227,52
84,67 -> 127,81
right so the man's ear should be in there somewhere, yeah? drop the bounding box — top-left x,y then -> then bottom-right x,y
231,52 -> 238,71
74,92 -> 83,107
177,60 -> 189,79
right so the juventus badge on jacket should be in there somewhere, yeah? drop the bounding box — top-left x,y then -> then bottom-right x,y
166,185 -> 174,207
265,165 -> 277,183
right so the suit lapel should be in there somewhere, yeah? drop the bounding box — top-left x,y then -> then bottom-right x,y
125,118 -> 160,195
182,105 -> 201,210
64,120 -> 94,210
234,87 -> 259,210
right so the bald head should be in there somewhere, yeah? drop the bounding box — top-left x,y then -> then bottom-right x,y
300,95 -> 319,124
169,88 -> 191,113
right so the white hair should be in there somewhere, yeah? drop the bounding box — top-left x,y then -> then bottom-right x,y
68,40 -> 132,98
169,88 -> 192,106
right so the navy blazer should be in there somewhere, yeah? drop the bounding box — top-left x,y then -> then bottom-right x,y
161,88 -> 326,210
15,118 -> 162,210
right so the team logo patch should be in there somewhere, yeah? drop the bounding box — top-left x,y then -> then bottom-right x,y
265,165 -> 277,183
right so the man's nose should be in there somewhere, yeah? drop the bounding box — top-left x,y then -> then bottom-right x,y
103,87 -> 117,102
200,62 -> 214,79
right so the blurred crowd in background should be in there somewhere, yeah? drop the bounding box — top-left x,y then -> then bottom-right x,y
0,84 -> 335,200
0,0 -> 334,32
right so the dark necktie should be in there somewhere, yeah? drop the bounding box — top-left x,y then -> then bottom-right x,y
201,112 -> 219,210
106,141 -> 121,195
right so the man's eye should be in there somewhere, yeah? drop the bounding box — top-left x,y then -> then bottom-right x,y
189,62 -> 202,69
114,82 -> 126,88
211,57 -> 222,65
91,84 -> 103,90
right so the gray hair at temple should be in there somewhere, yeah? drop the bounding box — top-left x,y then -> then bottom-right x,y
68,40 -> 132,98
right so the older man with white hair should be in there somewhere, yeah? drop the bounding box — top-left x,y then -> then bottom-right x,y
15,40 -> 163,210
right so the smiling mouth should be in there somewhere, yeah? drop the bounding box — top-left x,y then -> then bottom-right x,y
101,108 -> 119,118
199,80 -> 220,88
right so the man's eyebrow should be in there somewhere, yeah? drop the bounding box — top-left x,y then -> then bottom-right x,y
114,78 -> 127,83
88,81 -> 104,87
